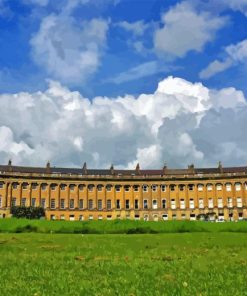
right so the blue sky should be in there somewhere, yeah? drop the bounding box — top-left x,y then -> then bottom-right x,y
1,0 -> 247,97
0,0 -> 247,168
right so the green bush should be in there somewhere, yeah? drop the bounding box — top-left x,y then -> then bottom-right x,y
10,206 -> 45,219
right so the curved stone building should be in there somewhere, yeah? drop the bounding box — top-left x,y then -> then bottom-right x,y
0,161 -> 246,221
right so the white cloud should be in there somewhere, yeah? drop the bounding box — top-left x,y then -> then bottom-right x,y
154,1 -> 226,58
30,13 -> 109,85
116,20 -> 149,36
200,39 -> 247,79
105,61 -> 175,84
0,76 -> 246,169
24,0 -> 49,6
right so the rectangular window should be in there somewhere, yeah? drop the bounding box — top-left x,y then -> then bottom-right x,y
31,198 -> 36,207
98,199 -> 103,210
60,199 -> 65,209
189,199 -> 195,209
235,183 -> 241,191
226,184 -> 232,192
143,199 -> 148,209
188,184 -> 194,191
0,182 -> 4,189
207,184 -> 213,191
180,199 -> 185,209
69,199 -> 74,209
133,185 -> 139,192
88,199 -> 93,210
0,196 -> 2,208
50,198 -> 56,209
216,184 -> 222,191
41,183 -> 47,191
11,197 -> 17,207
116,199 -> 121,209
115,185 -> 121,192
125,199 -> 130,209
60,184 -> 66,191
152,199 -> 158,209
88,185 -> 94,192
69,185 -> 75,191
170,185 -> 175,191
124,185 -> 130,192
142,185 -> 148,192
218,198 -> 223,208
227,197 -> 233,208
12,183 -> 18,189
171,199 -> 176,209
21,198 -> 26,207
151,185 -> 157,192
106,185 -> 112,192
31,183 -> 37,190
41,198 -> 46,209
79,199 -> 84,209
22,183 -> 28,190
134,199 -> 139,209
237,197 -> 242,208
161,185 -> 166,192
107,199 -> 111,210
162,199 -> 166,209
97,185 -> 103,192
198,184 -> 203,192
199,198 -> 204,209
208,198 -> 214,208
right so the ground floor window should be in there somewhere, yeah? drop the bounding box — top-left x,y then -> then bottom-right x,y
162,214 -> 168,221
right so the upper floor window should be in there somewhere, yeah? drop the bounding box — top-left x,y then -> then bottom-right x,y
22,183 -> 28,190
216,184 -> 222,191
97,185 -> 103,192
180,199 -> 185,209
199,198 -> 204,209
161,185 -> 166,192
0,182 -> 4,189
50,198 -> 56,209
31,183 -> 38,190
226,183 -> 232,192
170,185 -> 175,191
237,197 -> 242,208
106,184 -> 112,192
143,199 -> 148,209
133,185 -> 139,192
208,198 -> 214,208
198,184 -> 203,192
207,184 -> 213,191
152,199 -> 157,209
125,199 -> 130,209
124,185 -> 130,192
12,183 -> 18,189
60,199 -> 65,209
11,197 -> 17,207
79,199 -> 84,209
69,199 -> 74,209
41,198 -> 46,209
31,198 -> 36,207
88,199 -> 93,210
115,185 -> 121,192
188,184 -> 194,191
218,198 -> 223,208
78,184 -> 84,191
235,183 -> 241,191
69,184 -> 75,191
50,184 -> 57,191
134,199 -> 139,209
60,184 -> 66,191
151,185 -> 157,192
116,199 -> 121,209
227,197 -> 233,207
171,199 -> 176,209
189,199 -> 194,209
0,196 -> 2,208
142,185 -> 148,192
162,199 -> 166,209
98,199 -> 103,210
21,198 -> 26,207
41,183 -> 47,191
88,184 -> 94,192
107,199 -> 111,210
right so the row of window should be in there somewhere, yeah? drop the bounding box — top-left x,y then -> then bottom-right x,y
0,182 -> 246,192
6,197 -> 243,210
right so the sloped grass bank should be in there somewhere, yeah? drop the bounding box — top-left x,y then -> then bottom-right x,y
0,218 -> 247,234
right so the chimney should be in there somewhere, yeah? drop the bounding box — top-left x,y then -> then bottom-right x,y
46,161 -> 51,173
135,163 -> 140,174
82,162 -> 87,174
163,162 -> 167,174
188,164 -> 195,174
218,161 -> 223,173
110,164 -> 114,175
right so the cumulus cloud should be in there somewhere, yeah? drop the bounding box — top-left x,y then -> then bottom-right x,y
154,1 -> 226,58
0,76 -> 246,169
116,20 -> 149,36
30,12 -> 109,85
200,39 -> 247,79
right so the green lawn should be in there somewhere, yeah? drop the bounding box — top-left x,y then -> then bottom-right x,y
0,232 -> 247,295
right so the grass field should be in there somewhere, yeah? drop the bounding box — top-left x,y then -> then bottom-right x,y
0,231 -> 247,295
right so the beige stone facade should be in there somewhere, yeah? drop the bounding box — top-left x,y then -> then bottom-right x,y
0,162 -> 247,221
